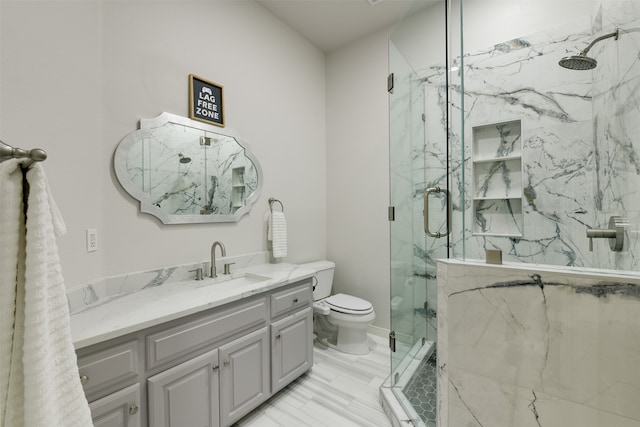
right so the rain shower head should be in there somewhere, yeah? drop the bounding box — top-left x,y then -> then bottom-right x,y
559,29 -> 619,70
559,54 -> 598,70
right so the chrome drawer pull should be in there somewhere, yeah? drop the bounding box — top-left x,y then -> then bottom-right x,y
80,375 -> 89,385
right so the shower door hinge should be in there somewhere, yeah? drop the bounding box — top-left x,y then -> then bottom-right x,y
389,331 -> 396,352
388,206 -> 395,221
422,113 -> 426,122
387,73 -> 394,93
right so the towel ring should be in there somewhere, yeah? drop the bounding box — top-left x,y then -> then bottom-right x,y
269,197 -> 284,213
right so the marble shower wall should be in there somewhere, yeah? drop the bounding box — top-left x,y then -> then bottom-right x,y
407,0 -> 640,272
591,1 -> 640,270
448,14 -> 597,267
437,259 -> 640,427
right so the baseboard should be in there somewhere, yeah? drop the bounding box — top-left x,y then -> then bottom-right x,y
367,324 -> 389,338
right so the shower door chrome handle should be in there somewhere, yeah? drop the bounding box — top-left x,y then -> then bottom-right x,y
423,186 -> 451,238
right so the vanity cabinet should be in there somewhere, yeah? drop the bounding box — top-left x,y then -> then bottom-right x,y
77,340 -> 141,427
269,281 -> 314,393
147,349 -> 220,427
89,384 -> 141,427
76,278 -> 313,427
219,327 -> 270,426
271,307 -> 313,393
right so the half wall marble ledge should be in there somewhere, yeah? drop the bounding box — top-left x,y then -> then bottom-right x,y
114,112 -> 263,224
437,260 -> 640,427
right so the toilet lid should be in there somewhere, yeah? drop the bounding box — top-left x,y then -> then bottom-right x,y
325,293 -> 373,315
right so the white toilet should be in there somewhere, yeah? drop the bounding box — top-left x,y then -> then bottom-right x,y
302,260 -> 375,355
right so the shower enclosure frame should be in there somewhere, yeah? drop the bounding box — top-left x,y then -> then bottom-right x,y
386,1 -> 457,425
387,0 -> 640,425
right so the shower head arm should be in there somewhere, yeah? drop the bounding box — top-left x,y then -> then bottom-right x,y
581,29 -> 619,56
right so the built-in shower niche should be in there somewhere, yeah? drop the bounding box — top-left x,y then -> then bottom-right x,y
472,119 -> 523,236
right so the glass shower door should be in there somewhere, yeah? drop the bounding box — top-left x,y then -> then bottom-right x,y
389,37 -> 449,426
389,40 -> 425,385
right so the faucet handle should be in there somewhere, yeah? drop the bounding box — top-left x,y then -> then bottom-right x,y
189,268 -> 204,281
223,262 -> 235,275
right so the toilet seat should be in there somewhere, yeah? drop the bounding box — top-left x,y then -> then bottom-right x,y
324,293 -> 373,315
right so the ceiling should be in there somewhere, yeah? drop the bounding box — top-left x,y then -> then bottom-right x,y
255,0 -> 415,52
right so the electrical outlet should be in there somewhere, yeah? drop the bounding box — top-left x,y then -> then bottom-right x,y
86,228 -> 98,252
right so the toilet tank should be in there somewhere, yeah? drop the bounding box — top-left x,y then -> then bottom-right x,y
300,260 -> 335,301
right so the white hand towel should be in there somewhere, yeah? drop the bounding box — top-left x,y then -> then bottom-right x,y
268,211 -> 288,259
3,162 -> 93,427
0,160 -> 24,426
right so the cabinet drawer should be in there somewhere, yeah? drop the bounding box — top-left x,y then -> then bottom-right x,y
147,297 -> 268,370
89,383 -> 141,427
77,340 -> 139,401
270,281 -> 312,319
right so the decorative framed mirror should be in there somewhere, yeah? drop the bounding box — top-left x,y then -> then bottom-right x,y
114,112 -> 262,224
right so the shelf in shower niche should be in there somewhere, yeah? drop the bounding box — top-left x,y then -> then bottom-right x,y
473,158 -> 522,199
472,155 -> 521,164
471,119 -> 523,237
472,119 -> 522,160
473,196 -> 523,201
473,232 -> 524,238
472,198 -> 523,237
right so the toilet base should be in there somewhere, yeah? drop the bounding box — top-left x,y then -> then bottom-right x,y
316,334 -> 372,355
336,327 -> 370,355
313,309 -> 375,355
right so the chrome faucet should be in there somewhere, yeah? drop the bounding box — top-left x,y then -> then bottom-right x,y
210,241 -> 226,278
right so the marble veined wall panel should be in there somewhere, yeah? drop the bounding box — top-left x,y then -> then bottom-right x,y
416,5 -> 640,270
591,0 -> 640,270
437,259 -> 640,427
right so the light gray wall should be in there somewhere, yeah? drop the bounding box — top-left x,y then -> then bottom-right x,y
326,27 -> 393,331
0,1 -> 327,289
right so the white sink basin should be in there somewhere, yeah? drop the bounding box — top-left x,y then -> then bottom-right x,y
195,272 -> 271,289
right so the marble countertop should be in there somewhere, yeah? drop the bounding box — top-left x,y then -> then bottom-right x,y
70,262 -> 315,350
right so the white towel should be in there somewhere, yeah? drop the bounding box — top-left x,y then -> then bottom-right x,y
2,162 -> 93,427
268,211 -> 288,259
0,160 -> 24,426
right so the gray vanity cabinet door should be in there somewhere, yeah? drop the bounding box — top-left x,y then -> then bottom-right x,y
147,349 -> 220,427
89,384 -> 140,427
271,307 -> 313,393
219,326 -> 270,427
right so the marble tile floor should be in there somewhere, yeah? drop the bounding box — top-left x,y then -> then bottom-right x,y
234,334 -> 392,427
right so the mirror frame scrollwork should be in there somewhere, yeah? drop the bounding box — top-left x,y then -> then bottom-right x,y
114,112 -> 263,224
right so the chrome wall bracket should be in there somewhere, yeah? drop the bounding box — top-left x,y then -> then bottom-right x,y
586,215 -> 627,252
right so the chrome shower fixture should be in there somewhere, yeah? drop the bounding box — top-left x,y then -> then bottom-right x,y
559,29 -> 619,70
178,153 -> 191,164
